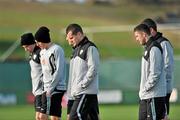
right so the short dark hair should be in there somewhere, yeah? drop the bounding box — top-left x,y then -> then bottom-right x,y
141,18 -> 157,31
134,24 -> 151,36
66,23 -> 83,35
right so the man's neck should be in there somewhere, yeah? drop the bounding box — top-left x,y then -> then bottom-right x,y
45,42 -> 53,49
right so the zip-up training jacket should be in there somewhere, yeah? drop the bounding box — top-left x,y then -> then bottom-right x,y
29,46 -> 43,96
67,48 -> 75,100
69,36 -> 100,97
139,37 -> 166,100
154,32 -> 174,94
40,43 -> 66,95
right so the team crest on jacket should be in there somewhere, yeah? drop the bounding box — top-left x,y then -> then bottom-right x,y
41,59 -> 46,65
144,50 -> 148,56
33,54 -> 37,60
80,49 -> 83,55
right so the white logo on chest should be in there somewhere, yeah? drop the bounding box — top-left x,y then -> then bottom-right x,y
144,50 -> 148,56
33,54 -> 37,60
80,49 -> 83,55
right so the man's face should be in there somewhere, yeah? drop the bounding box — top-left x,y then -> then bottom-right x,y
134,31 -> 146,45
150,27 -> 157,37
35,41 -> 46,49
22,44 -> 34,53
66,31 -> 81,47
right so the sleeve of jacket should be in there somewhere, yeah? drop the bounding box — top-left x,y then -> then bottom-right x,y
48,47 -> 66,94
81,46 -> 100,88
162,41 -> 174,93
144,47 -> 163,92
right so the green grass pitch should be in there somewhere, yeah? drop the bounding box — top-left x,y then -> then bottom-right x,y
0,104 -> 180,120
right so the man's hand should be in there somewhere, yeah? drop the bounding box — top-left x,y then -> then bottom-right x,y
46,91 -> 51,97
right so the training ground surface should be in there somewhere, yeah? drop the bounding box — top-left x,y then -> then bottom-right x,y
0,104 -> 180,120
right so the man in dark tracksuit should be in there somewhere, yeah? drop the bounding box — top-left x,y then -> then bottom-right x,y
134,24 -> 166,120
142,18 -> 174,120
66,23 -> 100,120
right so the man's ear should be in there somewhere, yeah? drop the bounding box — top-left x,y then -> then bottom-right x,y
142,32 -> 146,38
77,31 -> 81,36
150,27 -> 154,33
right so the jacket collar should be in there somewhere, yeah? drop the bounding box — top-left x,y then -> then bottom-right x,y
75,36 -> 88,48
154,32 -> 162,40
145,36 -> 154,49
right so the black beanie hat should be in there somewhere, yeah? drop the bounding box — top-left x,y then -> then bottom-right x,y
20,33 -> 35,46
35,26 -> 51,43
